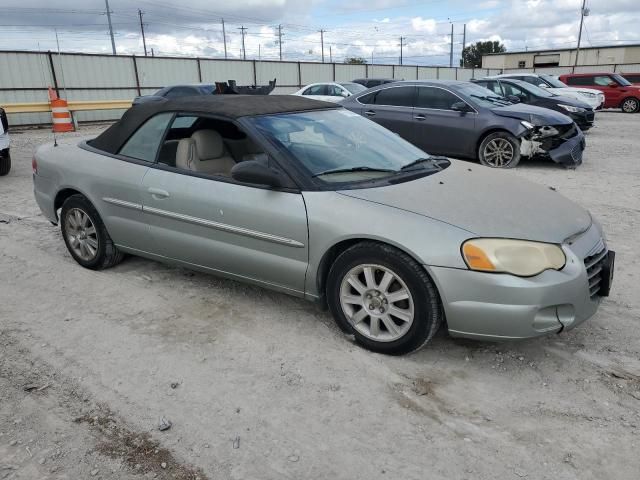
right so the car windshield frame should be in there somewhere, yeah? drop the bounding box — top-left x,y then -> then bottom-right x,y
457,83 -> 513,108
539,74 -> 568,88
611,74 -> 632,86
245,108 -> 449,190
507,80 -> 556,98
340,83 -> 368,94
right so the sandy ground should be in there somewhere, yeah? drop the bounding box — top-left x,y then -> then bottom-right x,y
1,113 -> 639,480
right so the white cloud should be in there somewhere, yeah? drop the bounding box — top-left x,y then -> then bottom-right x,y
410,17 -> 437,33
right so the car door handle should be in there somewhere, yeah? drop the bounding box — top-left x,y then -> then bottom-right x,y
414,114 -> 426,121
364,110 -> 376,116
148,187 -> 170,199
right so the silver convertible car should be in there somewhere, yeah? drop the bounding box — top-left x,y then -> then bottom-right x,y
33,96 -> 614,355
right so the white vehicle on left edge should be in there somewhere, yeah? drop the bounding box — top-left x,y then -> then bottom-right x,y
0,107 -> 10,176
292,82 -> 367,103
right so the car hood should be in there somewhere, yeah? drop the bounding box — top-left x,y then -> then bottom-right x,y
552,95 -> 592,108
551,87 -> 601,96
338,161 -> 591,243
490,103 -> 573,125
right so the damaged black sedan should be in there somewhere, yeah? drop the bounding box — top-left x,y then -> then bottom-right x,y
341,80 -> 585,168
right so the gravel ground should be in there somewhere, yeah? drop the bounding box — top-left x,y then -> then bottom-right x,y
1,113 -> 639,480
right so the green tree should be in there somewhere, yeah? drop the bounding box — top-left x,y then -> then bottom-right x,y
460,41 -> 506,68
344,56 -> 367,64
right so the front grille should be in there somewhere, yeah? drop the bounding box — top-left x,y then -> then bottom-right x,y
571,142 -> 584,162
584,246 -> 608,299
586,111 -> 595,122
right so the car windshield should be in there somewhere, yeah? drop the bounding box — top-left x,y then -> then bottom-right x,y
612,74 -> 632,86
513,81 -> 556,97
249,109 -> 446,183
340,83 -> 367,94
540,74 -> 568,88
457,83 -> 512,107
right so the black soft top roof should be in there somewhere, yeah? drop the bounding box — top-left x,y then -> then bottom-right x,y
90,95 -> 338,154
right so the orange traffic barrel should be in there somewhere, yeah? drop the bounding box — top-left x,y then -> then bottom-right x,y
48,88 -> 74,132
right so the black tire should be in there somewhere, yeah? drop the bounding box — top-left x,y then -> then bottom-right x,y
326,241 -> 442,355
60,194 -> 124,270
478,131 -> 521,168
0,151 -> 10,176
621,97 -> 640,113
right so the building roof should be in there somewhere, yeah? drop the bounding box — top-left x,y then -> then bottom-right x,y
484,43 -> 640,56
90,95 -> 338,154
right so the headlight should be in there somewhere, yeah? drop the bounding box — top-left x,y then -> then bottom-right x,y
558,104 -> 585,113
520,120 -> 534,130
581,92 -> 596,98
461,238 -> 566,277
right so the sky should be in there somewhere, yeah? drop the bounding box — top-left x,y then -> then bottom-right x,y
1,0 -> 639,66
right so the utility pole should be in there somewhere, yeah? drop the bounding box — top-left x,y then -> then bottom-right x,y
104,0 -> 116,55
138,9 -> 147,56
238,26 -> 247,60
461,23 -> 466,67
319,29 -> 326,63
449,23 -> 454,67
277,24 -> 283,61
151,47 -> 154,57
222,19 -> 227,59
258,44 -> 261,60
574,0 -> 587,66
329,45 -> 332,63
399,37 -> 407,65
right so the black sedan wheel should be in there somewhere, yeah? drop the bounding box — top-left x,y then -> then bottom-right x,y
621,97 -> 640,113
478,132 -> 521,168
327,241 -> 442,355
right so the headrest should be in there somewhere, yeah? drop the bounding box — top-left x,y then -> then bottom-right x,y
192,129 -> 224,160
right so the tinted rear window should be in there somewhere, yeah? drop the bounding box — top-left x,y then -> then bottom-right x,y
370,86 -> 415,107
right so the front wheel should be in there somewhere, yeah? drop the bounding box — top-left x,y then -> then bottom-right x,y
621,97 -> 640,113
478,132 -> 521,168
326,242 -> 442,355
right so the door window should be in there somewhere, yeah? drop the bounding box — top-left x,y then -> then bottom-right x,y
476,81 -> 503,96
371,86 -> 415,107
327,85 -> 345,96
303,85 -> 327,95
119,112 -> 173,162
566,76 -> 594,86
415,87 -> 462,110
594,75 -> 614,86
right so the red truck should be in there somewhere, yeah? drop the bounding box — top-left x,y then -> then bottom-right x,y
559,72 -> 640,113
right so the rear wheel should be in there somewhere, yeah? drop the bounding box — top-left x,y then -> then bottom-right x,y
60,194 -> 124,270
621,97 -> 640,113
478,132 -> 521,168
326,242 -> 442,355
0,151 -> 10,176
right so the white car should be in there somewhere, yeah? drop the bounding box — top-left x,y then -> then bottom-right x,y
495,73 -> 605,110
292,82 -> 367,103
0,107 -> 10,176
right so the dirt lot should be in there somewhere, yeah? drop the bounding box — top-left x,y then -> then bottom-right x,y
1,112 -> 639,480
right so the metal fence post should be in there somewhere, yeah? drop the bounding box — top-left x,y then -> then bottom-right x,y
298,62 -> 302,88
333,62 -> 336,81
132,56 -> 141,96
196,58 -> 202,82
436,67 -> 440,79
47,51 -> 60,97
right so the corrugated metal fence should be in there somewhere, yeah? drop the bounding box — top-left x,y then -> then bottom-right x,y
0,50 -> 503,126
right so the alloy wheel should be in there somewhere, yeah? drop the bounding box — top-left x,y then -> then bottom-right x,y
339,264 -> 414,342
65,208 -> 99,261
622,98 -> 639,113
484,138 -> 515,167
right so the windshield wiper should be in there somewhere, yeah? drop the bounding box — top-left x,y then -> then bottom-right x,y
312,166 -> 396,177
400,157 -> 443,171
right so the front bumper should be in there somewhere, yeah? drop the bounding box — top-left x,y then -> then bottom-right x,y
427,223 -> 608,341
570,111 -> 595,130
546,128 -> 585,167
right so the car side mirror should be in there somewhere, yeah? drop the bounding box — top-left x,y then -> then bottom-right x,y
608,82 -> 619,88
231,160 -> 284,188
507,95 -> 521,103
451,101 -> 472,113
340,91 -> 350,97
538,83 -> 548,88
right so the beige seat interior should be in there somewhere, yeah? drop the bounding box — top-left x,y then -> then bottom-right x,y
176,129 -> 236,175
